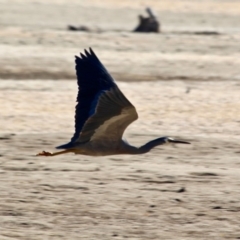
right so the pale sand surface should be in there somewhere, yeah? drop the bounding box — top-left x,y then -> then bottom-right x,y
1,80 -> 240,240
0,0 -> 240,239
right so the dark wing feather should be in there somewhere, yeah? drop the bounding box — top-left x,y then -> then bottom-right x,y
75,86 -> 138,143
73,48 -> 116,141
56,48 -> 116,149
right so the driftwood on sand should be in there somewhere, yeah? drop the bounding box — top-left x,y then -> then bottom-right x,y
133,7 -> 160,33
67,25 -> 90,32
67,7 -> 160,33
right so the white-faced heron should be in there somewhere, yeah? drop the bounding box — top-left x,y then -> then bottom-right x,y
37,48 -> 190,157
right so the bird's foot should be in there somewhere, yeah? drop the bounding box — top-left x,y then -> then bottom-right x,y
36,151 -> 53,157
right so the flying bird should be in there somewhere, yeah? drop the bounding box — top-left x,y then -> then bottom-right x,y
37,48 -> 190,157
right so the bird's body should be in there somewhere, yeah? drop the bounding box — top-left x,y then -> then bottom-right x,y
60,139 -> 137,156
37,48 -> 189,157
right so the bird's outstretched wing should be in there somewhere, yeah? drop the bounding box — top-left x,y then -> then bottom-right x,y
56,48 -> 137,149
76,86 -> 138,143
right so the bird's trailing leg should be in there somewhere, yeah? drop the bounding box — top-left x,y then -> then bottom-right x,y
36,149 -> 72,157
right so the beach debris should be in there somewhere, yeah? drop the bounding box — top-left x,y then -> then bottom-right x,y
133,7 -> 160,33
67,25 -> 90,32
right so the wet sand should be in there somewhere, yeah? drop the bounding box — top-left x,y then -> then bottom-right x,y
0,1 -> 240,239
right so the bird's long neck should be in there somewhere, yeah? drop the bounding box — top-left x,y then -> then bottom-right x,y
138,137 -> 168,154
122,137 -> 168,154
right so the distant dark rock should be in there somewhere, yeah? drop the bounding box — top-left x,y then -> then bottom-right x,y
133,7 -> 160,33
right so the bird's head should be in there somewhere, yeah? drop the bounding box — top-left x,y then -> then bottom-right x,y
166,137 -> 190,145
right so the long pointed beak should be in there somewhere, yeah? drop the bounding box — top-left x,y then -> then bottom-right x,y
168,138 -> 190,144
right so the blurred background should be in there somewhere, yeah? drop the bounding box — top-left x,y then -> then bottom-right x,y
0,0 -> 240,81
0,1 -> 240,239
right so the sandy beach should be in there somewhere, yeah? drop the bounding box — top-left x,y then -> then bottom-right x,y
0,0 -> 240,239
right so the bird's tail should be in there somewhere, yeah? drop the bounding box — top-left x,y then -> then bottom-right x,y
56,142 -> 75,149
